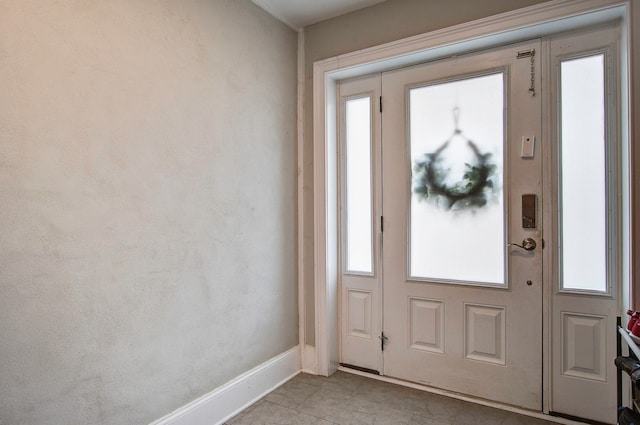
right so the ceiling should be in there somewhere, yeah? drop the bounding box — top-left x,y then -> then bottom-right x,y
251,0 -> 388,30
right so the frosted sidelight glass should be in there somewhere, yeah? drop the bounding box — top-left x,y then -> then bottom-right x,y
345,97 -> 373,274
410,73 -> 504,285
560,55 -> 607,292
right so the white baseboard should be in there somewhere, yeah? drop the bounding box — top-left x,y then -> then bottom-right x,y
151,346 -> 300,425
301,344 -> 318,374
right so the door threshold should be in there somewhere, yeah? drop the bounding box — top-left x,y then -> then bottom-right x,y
339,363 -> 380,376
337,366 -> 588,425
549,412 -> 610,425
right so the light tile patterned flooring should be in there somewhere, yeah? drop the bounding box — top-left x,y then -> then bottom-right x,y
226,371 -> 561,425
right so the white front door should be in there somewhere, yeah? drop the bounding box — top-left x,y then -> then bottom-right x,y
380,40 -> 543,409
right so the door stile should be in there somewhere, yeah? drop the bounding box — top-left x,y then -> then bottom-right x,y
541,36 -> 554,417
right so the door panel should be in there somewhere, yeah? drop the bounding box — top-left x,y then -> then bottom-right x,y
560,312 -> 607,382
464,303 -> 506,365
346,289 -> 373,339
381,40 -> 543,409
409,298 -> 444,354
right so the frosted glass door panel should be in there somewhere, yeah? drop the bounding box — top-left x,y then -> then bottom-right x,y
410,73 -> 504,285
345,96 -> 373,274
560,55 -> 606,292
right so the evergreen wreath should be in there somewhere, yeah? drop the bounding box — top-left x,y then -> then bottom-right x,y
413,108 -> 498,210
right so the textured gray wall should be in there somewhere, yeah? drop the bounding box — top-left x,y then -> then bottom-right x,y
301,0 -> 554,345
0,1 -> 298,424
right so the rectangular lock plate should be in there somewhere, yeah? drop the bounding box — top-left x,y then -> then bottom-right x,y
522,194 -> 537,229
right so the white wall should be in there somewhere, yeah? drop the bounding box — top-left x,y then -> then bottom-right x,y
0,1 -> 298,424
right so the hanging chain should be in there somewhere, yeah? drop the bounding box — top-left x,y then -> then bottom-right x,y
517,48 -> 536,97
529,51 -> 536,97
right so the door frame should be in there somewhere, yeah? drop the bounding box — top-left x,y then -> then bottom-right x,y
310,0 -> 632,415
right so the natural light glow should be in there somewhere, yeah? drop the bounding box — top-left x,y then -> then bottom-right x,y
560,54 -> 607,292
345,96 -> 373,274
409,73 -> 505,285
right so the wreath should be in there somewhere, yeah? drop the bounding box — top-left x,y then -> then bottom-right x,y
413,109 -> 498,210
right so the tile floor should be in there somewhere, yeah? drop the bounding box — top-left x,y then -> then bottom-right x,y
225,371 -> 564,425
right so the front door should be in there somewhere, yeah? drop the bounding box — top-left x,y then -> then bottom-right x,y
338,26 -> 623,423
380,40 -> 543,409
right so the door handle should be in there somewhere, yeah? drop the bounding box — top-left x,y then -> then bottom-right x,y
508,237 -> 537,251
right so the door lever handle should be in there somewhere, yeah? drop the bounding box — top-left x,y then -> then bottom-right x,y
508,237 -> 537,251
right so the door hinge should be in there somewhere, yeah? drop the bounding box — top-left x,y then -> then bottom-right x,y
380,216 -> 384,232
379,332 -> 389,351
379,96 -> 383,113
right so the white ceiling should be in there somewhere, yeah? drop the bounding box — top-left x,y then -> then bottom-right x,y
252,0 -> 388,30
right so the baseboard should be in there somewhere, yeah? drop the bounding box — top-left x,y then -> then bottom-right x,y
150,346 -> 300,425
301,344 -> 318,374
